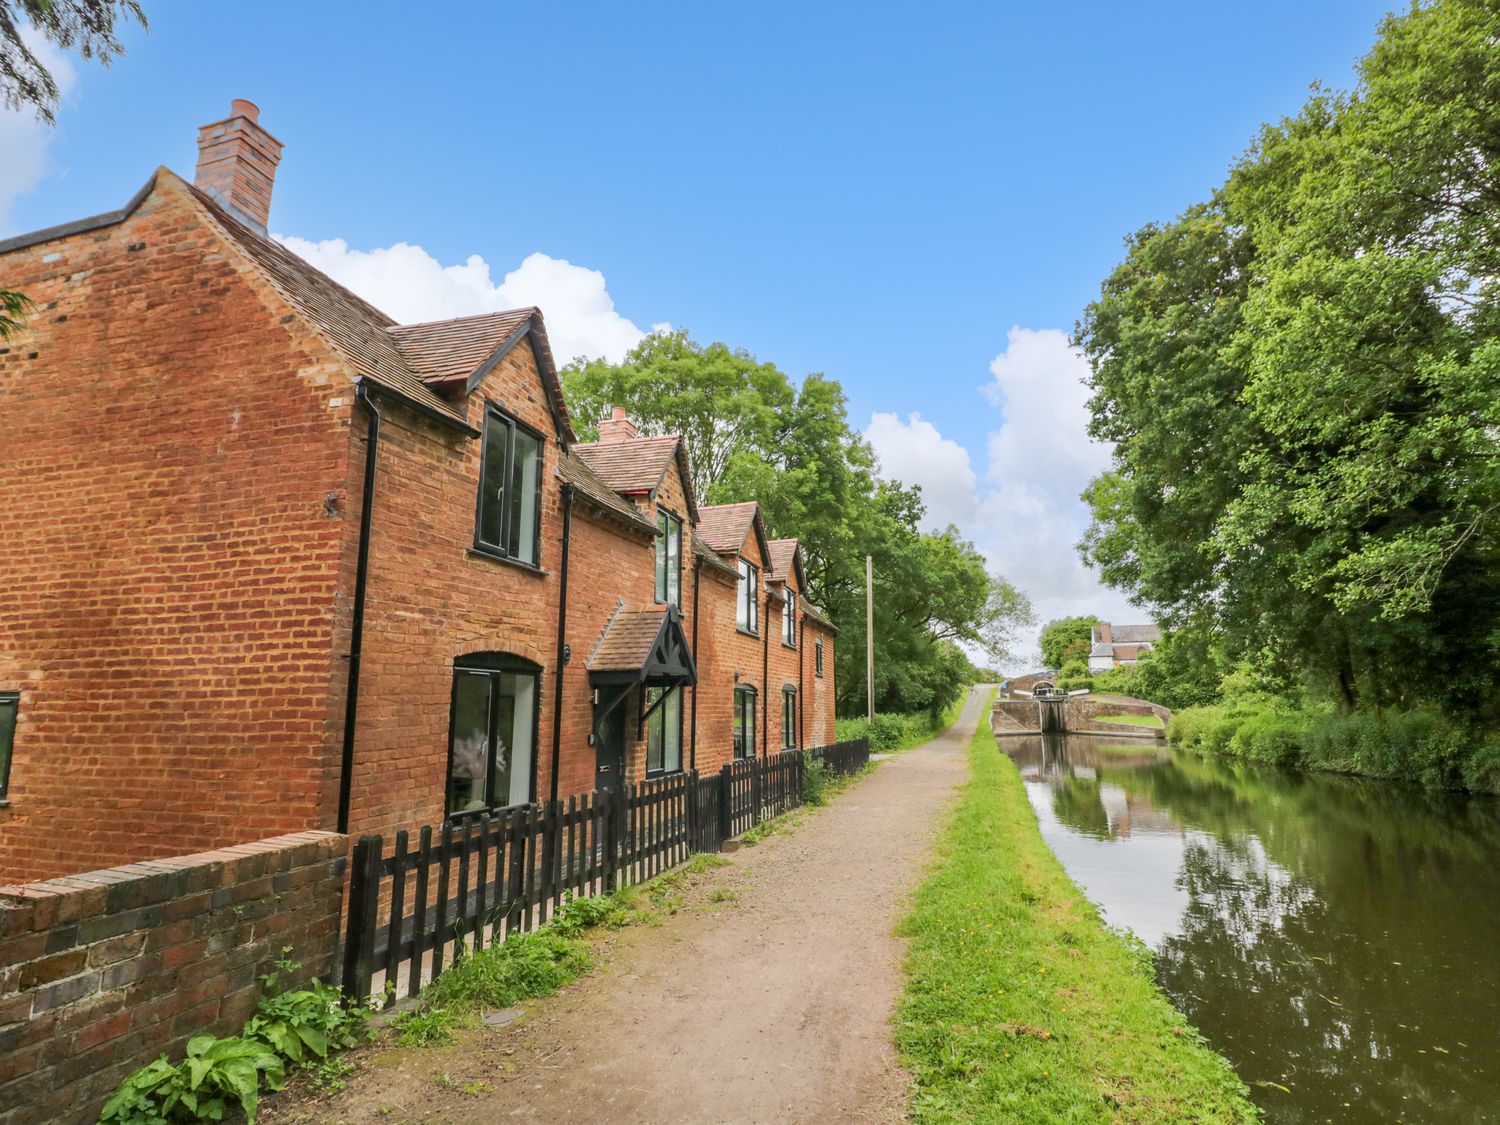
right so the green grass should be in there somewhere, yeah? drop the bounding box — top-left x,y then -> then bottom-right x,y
1094,713 -> 1164,729
836,690 -> 972,751
895,694 -> 1258,1123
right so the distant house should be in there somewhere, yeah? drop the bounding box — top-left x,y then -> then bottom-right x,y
1087,623 -> 1161,672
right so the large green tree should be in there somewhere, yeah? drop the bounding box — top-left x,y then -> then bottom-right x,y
563,331 -> 1033,716
1076,0 -> 1500,722
1038,616 -> 1099,670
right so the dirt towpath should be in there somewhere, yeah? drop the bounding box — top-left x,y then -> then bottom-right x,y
282,687 -> 987,1124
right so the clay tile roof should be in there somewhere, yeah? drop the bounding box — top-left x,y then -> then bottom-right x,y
766,538 -> 799,581
556,450 -> 656,535
588,609 -> 668,672
572,436 -> 681,497
802,601 -> 836,633
180,173 -> 574,441
178,179 -> 471,428
1112,624 -> 1161,644
693,532 -> 737,576
388,310 -> 535,384
696,502 -> 759,555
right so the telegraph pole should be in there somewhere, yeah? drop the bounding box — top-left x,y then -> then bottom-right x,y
865,554 -> 875,723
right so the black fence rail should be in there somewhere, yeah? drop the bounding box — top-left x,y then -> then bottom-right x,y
342,737 -> 870,1005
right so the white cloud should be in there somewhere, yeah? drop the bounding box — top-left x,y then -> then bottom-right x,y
0,32 -> 76,233
865,326 -> 1136,666
273,236 -> 653,365
865,411 -> 978,531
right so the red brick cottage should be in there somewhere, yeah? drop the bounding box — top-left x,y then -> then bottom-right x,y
0,101 -> 836,882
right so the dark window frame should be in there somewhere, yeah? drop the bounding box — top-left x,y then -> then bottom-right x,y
815,637 -> 825,677
781,686 -> 797,750
473,403 -> 545,570
444,653 -> 541,820
782,589 -> 798,648
733,685 -> 758,760
654,508 -> 683,608
0,692 -> 16,803
736,558 -> 759,636
644,684 -> 684,777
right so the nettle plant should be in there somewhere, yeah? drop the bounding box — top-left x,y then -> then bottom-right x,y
98,956 -> 377,1125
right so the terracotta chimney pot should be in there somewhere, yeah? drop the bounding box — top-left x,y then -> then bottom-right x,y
598,405 -> 640,444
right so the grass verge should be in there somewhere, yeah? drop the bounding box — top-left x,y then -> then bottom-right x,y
895,695 -> 1258,1123
836,689 -> 972,752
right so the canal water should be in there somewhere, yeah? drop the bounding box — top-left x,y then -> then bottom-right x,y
1002,734 -> 1500,1123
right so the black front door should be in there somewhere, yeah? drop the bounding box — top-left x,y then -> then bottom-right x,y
594,686 -> 628,793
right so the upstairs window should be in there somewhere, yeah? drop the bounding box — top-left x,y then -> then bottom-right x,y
736,560 -> 759,634
782,590 -> 797,647
0,693 -> 16,801
447,655 -> 538,816
655,510 -> 682,607
815,637 -> 825,677
781,687 -> 797,750
733,686 -> 757,760
476,407 -> 542,566
646,686 -> 682,775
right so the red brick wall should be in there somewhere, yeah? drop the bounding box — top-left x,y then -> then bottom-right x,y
806,622 -> 836,745
0,178 -> 354,882
343,345 -> 568,844
0,831 -> 345,1125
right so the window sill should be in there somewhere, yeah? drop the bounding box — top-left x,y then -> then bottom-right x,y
781,640 -> 797,650
736,627 -> 760,639
645,767 -> 685,780
467,545 -> 548,577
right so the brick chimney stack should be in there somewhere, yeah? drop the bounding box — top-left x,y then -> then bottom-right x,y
598,406 -> 639,444
194,99 -> 283,233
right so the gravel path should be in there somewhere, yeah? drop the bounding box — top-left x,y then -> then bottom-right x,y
279,686 -> 986,1124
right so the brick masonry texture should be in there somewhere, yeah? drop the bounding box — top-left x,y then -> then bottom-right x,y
0,831 -> 345,1125
0,153 -> 838,884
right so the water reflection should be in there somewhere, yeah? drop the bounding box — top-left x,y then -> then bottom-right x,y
1004,733 -> 1500,1123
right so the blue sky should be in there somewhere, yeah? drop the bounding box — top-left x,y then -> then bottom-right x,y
2,0 -> 1397,658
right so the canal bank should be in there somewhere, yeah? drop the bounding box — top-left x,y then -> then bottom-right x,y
896,702 -> 1256,1123
1009,731 -> 1500,1122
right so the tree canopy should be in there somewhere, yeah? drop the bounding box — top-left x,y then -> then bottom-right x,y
0,0 -> 145,124
1038,616 -> 1099,671
564,330 -> 1034,717
1075,0 -> 1500,723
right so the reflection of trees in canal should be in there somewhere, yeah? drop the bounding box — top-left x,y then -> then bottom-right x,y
1006,735 -> 1500,1123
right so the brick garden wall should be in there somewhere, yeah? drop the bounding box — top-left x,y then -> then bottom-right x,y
0,831 -> 346,1125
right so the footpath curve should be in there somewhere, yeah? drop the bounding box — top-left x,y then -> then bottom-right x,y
292,686 -> 988,1124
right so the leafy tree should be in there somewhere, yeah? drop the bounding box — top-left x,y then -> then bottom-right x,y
563,333 -> 1034,716
1076,0 -> 1500,726
0,1 -> 147,337
1038,616 -> 1099,670
1,0 -> 145,124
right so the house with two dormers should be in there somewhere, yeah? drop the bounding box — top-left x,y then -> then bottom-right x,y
0,101 -> 836,883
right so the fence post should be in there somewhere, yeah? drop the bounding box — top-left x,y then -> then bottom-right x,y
686,769 -> 699,853
603,788 -> 620,893
752,757 -> 763,826
718,764 -> 732,843
341,835 -> 380,1003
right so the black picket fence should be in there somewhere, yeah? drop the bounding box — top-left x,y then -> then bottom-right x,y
341,737 -> 871,1005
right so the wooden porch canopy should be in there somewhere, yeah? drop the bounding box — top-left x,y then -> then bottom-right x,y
587,606 -> 697,733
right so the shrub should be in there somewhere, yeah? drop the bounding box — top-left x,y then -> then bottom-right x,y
99,1036 -> 286,1125
803,757 -> 830,806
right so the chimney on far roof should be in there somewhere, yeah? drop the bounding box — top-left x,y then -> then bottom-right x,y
1095,622 -> 1112,644
598,405 -> 639,444
194,99 -> 283,232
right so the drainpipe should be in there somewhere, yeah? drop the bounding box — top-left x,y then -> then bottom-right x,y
798,609 -> 805,747
337,380 -> 381,834
762,591 -> 770,759
548,483 -> 575,803
689,560 -> 701,770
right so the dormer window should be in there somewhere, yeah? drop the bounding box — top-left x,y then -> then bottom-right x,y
475,406 -> 542,567
736,559 -> 759,634
655,510 -> 682,607
782,590 -> 797,647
